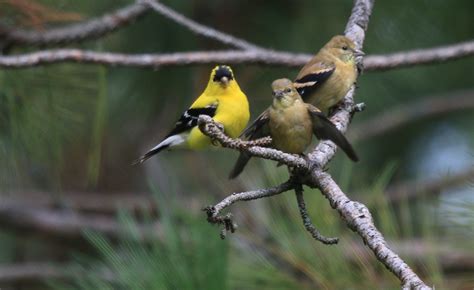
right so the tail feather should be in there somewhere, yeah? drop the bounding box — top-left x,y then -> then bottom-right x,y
228,152 -> 252,179
133,134 -> 186,165
132,144 -> 169,165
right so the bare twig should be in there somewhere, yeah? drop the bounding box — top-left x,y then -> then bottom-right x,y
364,40 -> 474,71
294,184 -> 339,245
198,115 -> 307,169
0,2 -> 149,50
1,42 -> 473,69
0,49 -> 308,68
141,0 -> 263,51
204,181 -> 294,238
349,90 -> 474,142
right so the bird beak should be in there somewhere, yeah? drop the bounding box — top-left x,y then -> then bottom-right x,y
273,91 -> 284,100
353,48 -> 365,57
220,76 -> 229,86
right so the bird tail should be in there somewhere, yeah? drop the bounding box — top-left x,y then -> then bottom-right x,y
132,144 -> 169,165
311,110 -> 359,162
132,134 -> 185,165
228,152 -> 252,179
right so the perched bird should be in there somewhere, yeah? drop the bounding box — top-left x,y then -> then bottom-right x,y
229,35 -> 363,178
293,35 -> 364,111
229,79 -> 358,179
135,65 -> 250,164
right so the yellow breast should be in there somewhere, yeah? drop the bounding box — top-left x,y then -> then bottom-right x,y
269,102 -> 313,154
187,85 -> 249,150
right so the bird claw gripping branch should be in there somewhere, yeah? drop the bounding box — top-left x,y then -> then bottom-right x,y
198,115 -> 272,150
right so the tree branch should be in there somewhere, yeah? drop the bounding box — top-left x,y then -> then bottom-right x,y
349,90 -> 474,142
198,0 -> 431,288
198,115 -> 307,169
312,171 -> 430,290
0,204 -> 161,243
0,2 -> 150,50
363,40 -> 474,71
141,0 -> 263,51
0,0 -> 439,288
1,42 -> 473,69
204,181 -> 294,239
0,262 -> 116,285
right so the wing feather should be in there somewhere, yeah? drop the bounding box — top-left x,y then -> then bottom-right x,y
166,104 -> 217,137
307,105 -> 358,162
294,62 -> 335,99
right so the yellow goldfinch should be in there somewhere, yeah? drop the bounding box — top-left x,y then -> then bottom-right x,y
229,35 -> 363,178
135,65 -> 250,164
229,79 -> 358,179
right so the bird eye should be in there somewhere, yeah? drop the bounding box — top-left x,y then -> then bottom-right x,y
285,88 -> 291,93
342,46 -> 348,50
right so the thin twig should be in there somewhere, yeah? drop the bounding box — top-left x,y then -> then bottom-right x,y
294,184 -> 339,245
0,2 -> 149,50
141,0 -> 263,51
198,115 -> 307,169
204,181 -> 294,238
349,90 -> 474,142
364,40 -> 474,71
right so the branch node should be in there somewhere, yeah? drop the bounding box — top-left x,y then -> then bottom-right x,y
198,115 -> 273,150
203,206 -> 236,239
353,102 -> 366,113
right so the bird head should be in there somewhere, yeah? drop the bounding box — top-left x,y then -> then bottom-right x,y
211,65 -> 234,88
271,78 -> 301,108
324,35 -> 365,62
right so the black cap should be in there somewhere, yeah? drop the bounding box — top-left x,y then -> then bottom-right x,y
213,65 -> 234,82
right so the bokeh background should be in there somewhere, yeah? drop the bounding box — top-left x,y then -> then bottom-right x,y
0,0 -> 473,289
